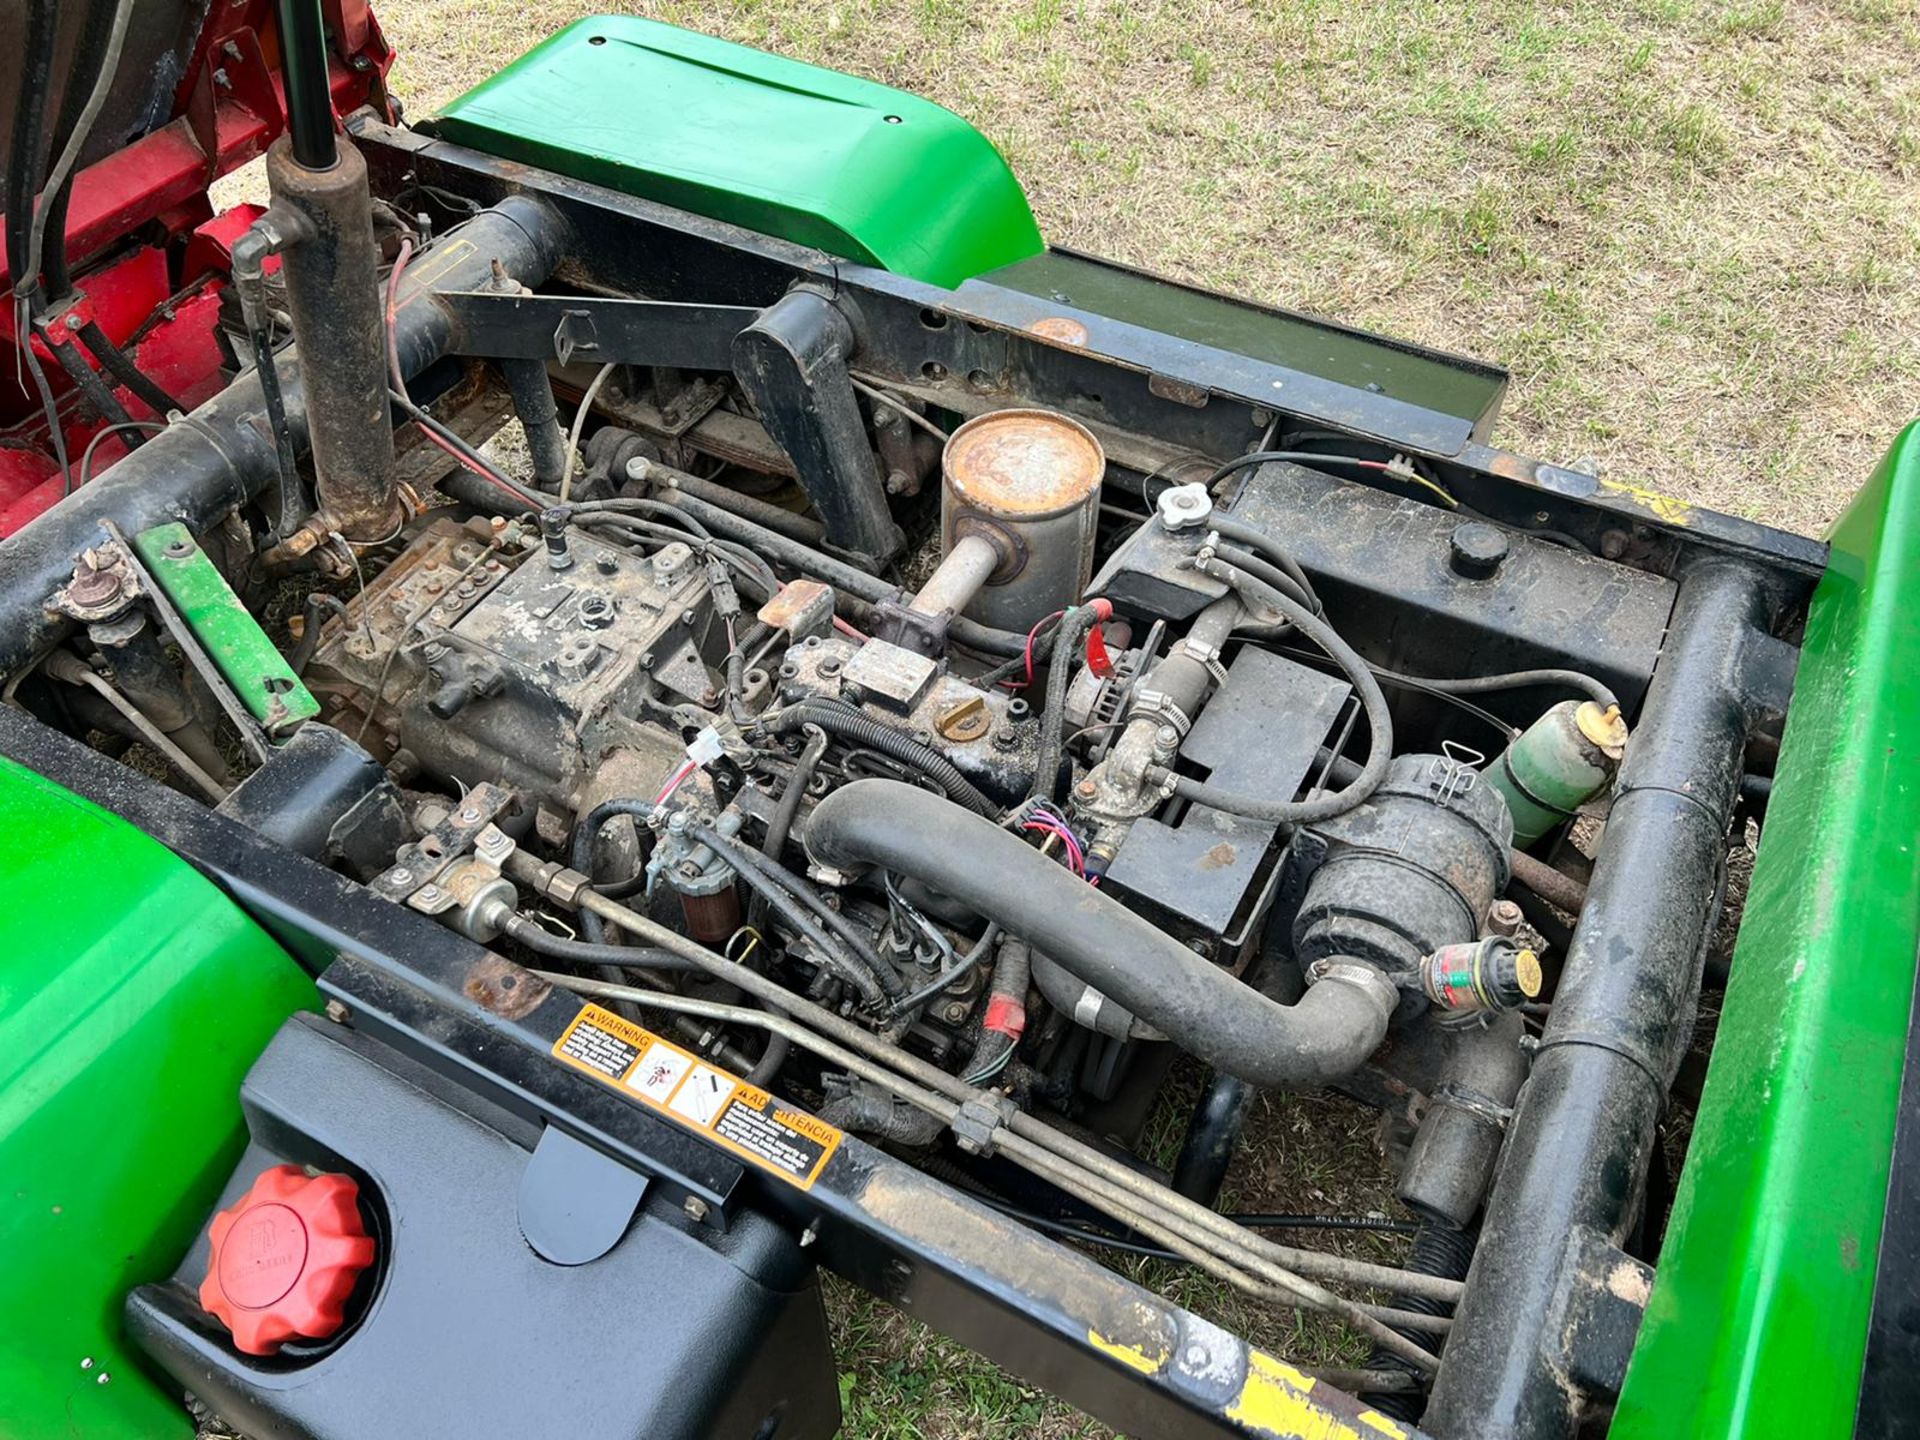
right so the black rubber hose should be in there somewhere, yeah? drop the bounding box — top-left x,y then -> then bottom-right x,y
1360,1222 -> 1476,1422
1029,602 -> 1109,802
767,701 -> 999,817
805,779 -> 1398,1088
692,823 -> 906,1000
1376,665 -> 1618,712
499,912 -> 698,972
1202,512 -> 1323,614
76,320 -> 185,418
1211,542 -> 1314,615
46,330 -> 140,436
31,0 -> 115,299
4,0 -> 60,293
570,796 -> 656,945
750,724 -> 828,935
1148,560 -> 1392,825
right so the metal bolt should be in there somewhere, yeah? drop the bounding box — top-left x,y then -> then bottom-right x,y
799,1220 -> 820,1248
683,1195 -> 710,1223
1487,899 -> 1524,937
942,1001 -> 970,1024
80,1357 -> 93,1370
387,866 -> 414,886
416,884 -> 442,902
324,998 -> 352,1024
994,728 -> 1019,751
95,1373 -> 110,1386
1155,725 -> 1180,749
459,805 -> 482,823
1184,1343 -> 1210,1368
1075,780 -> 1098,799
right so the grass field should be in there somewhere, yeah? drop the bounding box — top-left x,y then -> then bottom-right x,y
361,3 -> 1918,1435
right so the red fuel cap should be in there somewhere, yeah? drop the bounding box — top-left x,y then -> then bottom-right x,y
199,1164 -> 375,1355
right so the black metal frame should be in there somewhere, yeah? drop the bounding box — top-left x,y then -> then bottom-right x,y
361,115 -> 1823,591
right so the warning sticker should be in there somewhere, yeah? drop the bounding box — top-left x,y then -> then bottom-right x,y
550,1004 -> 843,1190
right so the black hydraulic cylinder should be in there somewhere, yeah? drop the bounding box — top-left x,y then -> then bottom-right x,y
273,0 -> 339,170
266,135 -> 397,540
1422,561 -> 1778,1440
0,197 -> 565,678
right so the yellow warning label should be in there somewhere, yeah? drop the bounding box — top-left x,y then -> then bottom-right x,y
550,1003 -> 843,1190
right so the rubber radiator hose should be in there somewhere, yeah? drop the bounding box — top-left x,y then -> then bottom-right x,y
805,779 -> 1398,1088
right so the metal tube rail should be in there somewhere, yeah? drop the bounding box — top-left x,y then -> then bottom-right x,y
1422,560 -> 1781,1439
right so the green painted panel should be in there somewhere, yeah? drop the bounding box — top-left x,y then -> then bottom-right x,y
0,759 -> 313,1438
133,522 -> 319,738
428,16 -> 1044,290
984,249 -> 1509,437
1613,419 -> 1920,1437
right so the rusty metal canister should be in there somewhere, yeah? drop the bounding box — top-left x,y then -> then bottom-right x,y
940,409 -> 1105,631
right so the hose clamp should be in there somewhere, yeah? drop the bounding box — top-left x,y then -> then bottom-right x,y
1177,637 -> 1232,689
1308,959 -> 1400,1022
1429,1082 -> 1514,1131
1128,687 -> 1193,737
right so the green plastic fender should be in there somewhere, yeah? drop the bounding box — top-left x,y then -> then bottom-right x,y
1614,419 -> 1920,1436
426,16 -> 1044,289
0,759 -> 313,1438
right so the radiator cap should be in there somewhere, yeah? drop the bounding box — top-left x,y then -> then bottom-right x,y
199,1163 -> 375,1355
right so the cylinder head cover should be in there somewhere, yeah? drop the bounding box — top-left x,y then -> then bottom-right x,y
941,408 -> 1104,630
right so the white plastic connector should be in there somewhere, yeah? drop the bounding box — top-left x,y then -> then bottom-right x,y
685,726 -> 726,767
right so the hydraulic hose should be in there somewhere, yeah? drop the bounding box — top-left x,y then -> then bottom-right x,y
805,779 -> 1400,1088
498,912 -> 696,972
1147,558 -> 1392,825
766,700 -> 999,817
654,490 -> 1034,658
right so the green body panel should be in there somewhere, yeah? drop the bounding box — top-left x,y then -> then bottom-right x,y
1614,419 -> 1920,1436
133,521 -> 320,738
983,248 -> 1510,437
0,759 -> 313,1438
428,16 -> 1043,289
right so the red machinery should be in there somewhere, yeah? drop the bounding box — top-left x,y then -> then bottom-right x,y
0,0 -> 393,534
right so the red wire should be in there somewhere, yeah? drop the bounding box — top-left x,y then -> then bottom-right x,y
831,616 -> 870,641
384,238 -> 537,511
1001,609 -> 1066,691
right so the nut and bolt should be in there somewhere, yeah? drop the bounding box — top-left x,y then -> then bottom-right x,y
1487,899 -> 1524,937
1075,779 -> 1098,799
324,998 -> 352,1024
942,1001 -> 971,1024
683,1196 -> 710,1223
387,866 -> 414,886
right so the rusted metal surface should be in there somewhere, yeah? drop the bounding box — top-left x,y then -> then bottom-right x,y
463,953 -> 551,1020
942,408 -> 1105,521
1027,315 -> 1090,347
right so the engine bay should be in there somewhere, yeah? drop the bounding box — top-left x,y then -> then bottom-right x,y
0,15 -> 1833,1437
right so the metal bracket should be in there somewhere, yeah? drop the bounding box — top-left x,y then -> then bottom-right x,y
373,782 -> 519,913
434,290 -> 760,370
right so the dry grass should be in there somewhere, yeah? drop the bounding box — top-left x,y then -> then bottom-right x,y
351,3 -> 1915,1434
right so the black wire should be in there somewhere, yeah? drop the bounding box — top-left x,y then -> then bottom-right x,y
72,418 -> 168,498
975,1196 -> 1420,1263
1270,644 -> 1519,741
